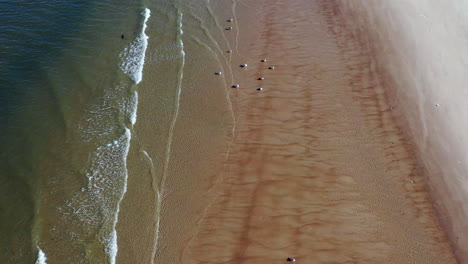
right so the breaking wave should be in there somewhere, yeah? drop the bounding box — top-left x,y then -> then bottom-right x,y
35,247 -> 47,264
58,8 -> 150,264
119,8 -> 151,84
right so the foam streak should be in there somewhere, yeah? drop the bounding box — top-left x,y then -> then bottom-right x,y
35,247 -> 47,264
151,9 -> 185,264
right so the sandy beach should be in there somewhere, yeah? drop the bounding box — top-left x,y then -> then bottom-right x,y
337,1 -> 468,261
114,1 -> 461,263
176,1 -> 455,263
2,0 -> 465,262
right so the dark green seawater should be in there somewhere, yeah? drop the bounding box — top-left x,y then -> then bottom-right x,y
0,0 -> 147,263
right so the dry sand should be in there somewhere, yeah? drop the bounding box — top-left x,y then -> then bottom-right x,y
336,1 -> 468,261
176,0 -> 457,263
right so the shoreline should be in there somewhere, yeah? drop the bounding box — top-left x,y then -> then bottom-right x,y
115,2 -> 236,263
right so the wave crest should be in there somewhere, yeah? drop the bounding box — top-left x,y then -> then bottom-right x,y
35,247 -> 47,264
119,8 -> 151,84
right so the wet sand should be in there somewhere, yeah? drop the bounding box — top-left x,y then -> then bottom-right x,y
177,1 -> 456,263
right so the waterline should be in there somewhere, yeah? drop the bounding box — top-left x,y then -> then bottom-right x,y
110,7 -> 151,264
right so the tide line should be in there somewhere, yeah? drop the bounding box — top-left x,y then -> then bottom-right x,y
151,9 -> 186,264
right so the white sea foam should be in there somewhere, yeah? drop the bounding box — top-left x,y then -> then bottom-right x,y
104,10 -> 149,263
55,8 -> 150,264
58,7 -> 148,263
105,127 -> 131,264
119,8 -> 151,84
130,91 -> 138,126
104,229 -> 118,264
65,73 -> 138,264
35,247 -> 47,264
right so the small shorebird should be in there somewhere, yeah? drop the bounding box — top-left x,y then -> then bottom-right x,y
268,66 -> 275,69
227,50 -> 233,53
240,64 -> 248,68
215,72 -> 222,75
227,18 -> 234,22
225,27 -> 233,30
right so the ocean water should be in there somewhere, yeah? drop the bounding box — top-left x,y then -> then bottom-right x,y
0,0 -> 147,262
1,0 -> 234,263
